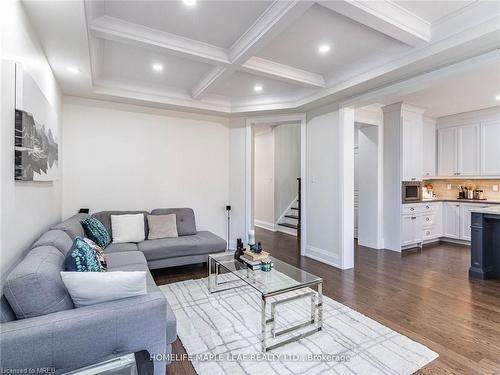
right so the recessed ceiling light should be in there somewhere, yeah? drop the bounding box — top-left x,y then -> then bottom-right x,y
254,85 -> 263,93
496,94 -> 500,101
152,63 -> 164,72
66,66 -> 81,74
183,0 -> 196,6
318,44 -> 331,54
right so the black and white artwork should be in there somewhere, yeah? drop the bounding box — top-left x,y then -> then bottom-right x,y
14,63 -> 59,181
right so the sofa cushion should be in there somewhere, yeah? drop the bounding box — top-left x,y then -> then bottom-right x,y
106,251 -> 148,269
92,211 -> 149,239
32,229 -> 73,256
111,214 -> 146,243
4,246 -> 74,319
105,242 -> 139,254
0,295 -> 15,323
137,231 -> 226,261
147,214 -> 178,239
150,208 -> 196,236
51,213 -> 89,240
65,237 -> 103,272
81,216 -> 111,248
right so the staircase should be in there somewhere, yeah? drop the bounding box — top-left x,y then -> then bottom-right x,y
277,178 -> 301,238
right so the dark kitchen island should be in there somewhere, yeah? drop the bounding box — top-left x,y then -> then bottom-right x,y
470,206 -> 500,280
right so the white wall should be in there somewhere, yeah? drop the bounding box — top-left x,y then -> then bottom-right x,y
305,108 -> 354,269
357,126 -> 380,248
274,124 -> 300,221
62,97 -> 230,240
306,111 -> 340,265
228,118 -> 247,249
254,128 -> 275,229
1,0 -> 62,280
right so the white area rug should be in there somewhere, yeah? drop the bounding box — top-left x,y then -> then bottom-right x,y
160,277 -> 438,375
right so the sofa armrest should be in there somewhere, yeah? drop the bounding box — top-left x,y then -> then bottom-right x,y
0,291 -> 168,374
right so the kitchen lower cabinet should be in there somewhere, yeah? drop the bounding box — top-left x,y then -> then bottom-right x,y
401,214 -> 423,247
443,202 -> 460,239
460,203 -> 491,241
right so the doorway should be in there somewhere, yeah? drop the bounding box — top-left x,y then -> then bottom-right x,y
245,114 -> 307,255
353,106 -> 384,249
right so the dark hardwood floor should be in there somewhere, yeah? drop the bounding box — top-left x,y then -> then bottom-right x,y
152,228 -> 500,375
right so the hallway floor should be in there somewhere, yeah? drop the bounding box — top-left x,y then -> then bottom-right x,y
153,228 -> 500,375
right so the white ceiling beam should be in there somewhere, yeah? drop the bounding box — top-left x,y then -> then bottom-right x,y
90,15 -> 231,66
319,0 -> 431,47
90,13 -> 323,90
242,57 -> 325,88
191,0 -> 314,99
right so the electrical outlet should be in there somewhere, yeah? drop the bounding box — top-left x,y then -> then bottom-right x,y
447,184 -> 452,190
493,185 -> 499,192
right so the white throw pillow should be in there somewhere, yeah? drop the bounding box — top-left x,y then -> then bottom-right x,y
111,214 -> 145,243
60,271 -> 147,307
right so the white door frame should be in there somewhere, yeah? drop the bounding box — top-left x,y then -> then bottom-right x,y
245,113 -> 307,255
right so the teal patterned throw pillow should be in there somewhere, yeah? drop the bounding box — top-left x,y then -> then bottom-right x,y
65,237 -> 103,272
81,216 -> 111,248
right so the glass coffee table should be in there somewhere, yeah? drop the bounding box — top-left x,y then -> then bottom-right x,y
208,252 -> 323,352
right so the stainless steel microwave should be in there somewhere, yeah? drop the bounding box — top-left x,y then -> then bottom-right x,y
402,181 -> 421,203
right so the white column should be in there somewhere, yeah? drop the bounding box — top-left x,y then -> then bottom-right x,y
339,107 -> 355,269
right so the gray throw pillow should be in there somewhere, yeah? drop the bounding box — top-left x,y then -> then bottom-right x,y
147,214 -> 178,239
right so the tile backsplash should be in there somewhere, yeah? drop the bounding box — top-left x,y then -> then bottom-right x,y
425,179 -> 500,201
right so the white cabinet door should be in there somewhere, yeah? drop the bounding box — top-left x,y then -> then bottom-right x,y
401,215 -> 415,246
481,120 -> 500,176
460,203 -> 491,241
438,128 -> 457,176
443,202 -> 460,239
401,112 -> 423,181
413,215 -> 423,243
422,118 -> 436,177
457,124 -> 480,176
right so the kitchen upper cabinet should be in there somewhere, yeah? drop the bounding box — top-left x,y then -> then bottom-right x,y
457,124 -> 480,176
401,111 -> 423,181
422,117 -> 436,177
437,127 -> 457,176
438,124 -> 480,176
443,202 -> 460,239
481,120 -> 500,175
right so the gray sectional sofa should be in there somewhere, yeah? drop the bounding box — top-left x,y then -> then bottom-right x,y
0,208 -> 227,374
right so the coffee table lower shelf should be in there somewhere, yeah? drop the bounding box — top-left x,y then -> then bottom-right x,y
208,255 -> 323,352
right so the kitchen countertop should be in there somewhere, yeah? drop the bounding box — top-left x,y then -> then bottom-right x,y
470,206 -> 500,214
402,198 -> 500,205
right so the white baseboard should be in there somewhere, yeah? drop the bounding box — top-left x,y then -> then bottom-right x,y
254,220 -> 276,232
304,245 -> 342,269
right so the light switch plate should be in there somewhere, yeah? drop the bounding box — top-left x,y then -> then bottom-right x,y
447,184 -> 452,190
493,185 -> 499,192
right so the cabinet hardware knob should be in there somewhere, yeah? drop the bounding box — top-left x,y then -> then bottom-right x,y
426,205 -> 429,209
411,216 -> 416,220
426,218 -> 430,221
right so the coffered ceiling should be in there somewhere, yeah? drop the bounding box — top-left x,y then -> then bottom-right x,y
22,0 -> 500,115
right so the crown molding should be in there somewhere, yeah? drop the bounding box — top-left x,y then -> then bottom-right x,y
90,15 -> 230,66
242,57 -> 325,88
319,0 -> 430,47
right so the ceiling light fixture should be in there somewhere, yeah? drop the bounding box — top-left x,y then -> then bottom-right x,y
66,66 -> 81,74
318,44 -> 331,54
254,85 -> 263,93
496,95 -> 500,101
183,0 -> 197,6
152,63 -> 164,72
